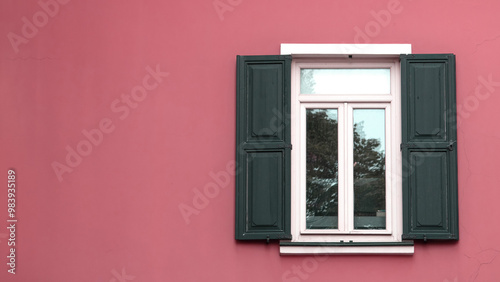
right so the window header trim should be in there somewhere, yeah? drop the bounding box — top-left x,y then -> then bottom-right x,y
280,44 -> 412,56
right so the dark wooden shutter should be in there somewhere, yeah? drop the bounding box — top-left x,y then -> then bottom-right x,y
401,54 -> 458,240
235,55 -> 292,241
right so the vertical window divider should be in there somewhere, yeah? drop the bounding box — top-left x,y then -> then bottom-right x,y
337,104 -> 346,233
346,103 -> 354,233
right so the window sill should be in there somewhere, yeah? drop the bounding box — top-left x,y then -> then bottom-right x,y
279,241 -> 414,255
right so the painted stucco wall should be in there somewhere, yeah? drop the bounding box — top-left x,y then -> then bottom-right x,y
1,0 -> 500,281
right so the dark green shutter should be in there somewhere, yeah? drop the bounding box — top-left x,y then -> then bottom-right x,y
235,55 -> 292,240
401,54 -> 458,240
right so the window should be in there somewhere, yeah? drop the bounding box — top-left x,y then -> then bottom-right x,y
292,59 -> 399,240
235,44 -> 458,255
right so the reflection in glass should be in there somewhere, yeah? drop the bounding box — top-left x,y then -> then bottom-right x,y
300,69 -> 390,94
353,109 -> 386,229
306,109 -> 338,229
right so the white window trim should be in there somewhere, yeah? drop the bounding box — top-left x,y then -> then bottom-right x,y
280,44 -> 413,255
280,244 -> 414,255
281,43 -> 412,56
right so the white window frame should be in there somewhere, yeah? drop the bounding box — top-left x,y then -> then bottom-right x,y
299,102 -> 393,236
280,44 -> 414,255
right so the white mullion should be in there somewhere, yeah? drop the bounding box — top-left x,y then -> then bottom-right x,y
337,104 -> 346,233
345,104 -> 354,233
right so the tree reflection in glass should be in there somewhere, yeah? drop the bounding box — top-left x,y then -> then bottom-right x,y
353,109 -> 386,230
306,109 -> 339,229
305,109 -> 386,230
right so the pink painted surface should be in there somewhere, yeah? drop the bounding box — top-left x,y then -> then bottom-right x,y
1,0 -> 500,281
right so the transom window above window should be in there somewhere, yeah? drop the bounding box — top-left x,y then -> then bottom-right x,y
300,68 -> 391,94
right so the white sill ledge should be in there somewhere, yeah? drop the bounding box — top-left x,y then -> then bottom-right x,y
280,241 -> 414,255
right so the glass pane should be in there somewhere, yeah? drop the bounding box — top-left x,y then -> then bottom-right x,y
306,109 -> 338,229
301,69 -> 390,94
353,109 -> 386,230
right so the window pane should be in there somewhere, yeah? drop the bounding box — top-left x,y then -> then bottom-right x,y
301,69 -> 390,94
353,109 -> 386,230
306,109 -> 338,229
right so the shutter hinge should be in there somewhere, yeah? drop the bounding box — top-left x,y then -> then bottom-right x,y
284,144 -> 293,150
400,143 -> 414,151
448,141 -> 456,151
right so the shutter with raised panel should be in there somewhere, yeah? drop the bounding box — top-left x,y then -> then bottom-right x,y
235,55 -> 292,241
401,54 -> 459,240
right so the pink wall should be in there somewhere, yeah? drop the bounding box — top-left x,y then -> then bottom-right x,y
1,0 -> 500,281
